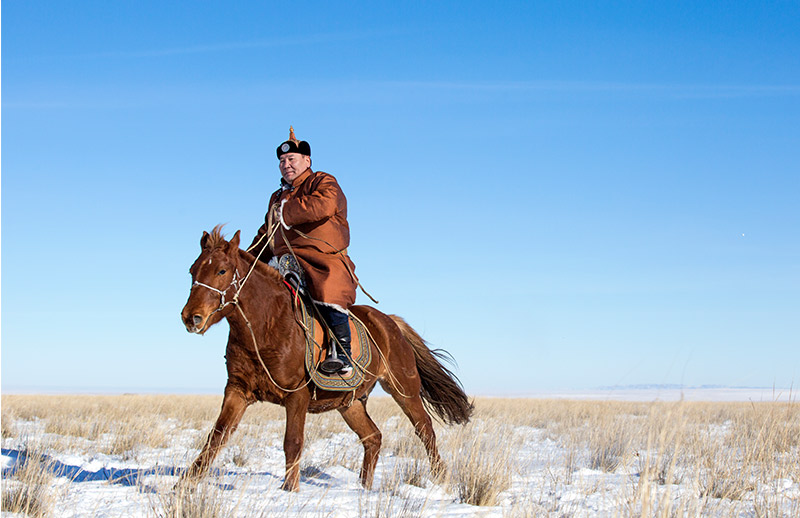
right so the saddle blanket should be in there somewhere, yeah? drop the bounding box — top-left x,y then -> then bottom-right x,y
297,300 -> 372,392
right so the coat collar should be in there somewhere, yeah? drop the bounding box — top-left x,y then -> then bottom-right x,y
292,168 -> 313,187
280,168 -> 313,191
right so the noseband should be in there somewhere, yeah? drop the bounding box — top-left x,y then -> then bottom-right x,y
192,268 -> 243,313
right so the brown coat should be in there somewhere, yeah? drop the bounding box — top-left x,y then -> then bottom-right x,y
248,168 -> 357,309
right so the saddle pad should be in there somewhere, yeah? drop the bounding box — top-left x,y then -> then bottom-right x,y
298,301 -> 372,391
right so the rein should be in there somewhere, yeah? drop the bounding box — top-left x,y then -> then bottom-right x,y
280,226 -> 380,304
192,217 -> 407,398
193,223 -> 312,394
191,219 -> 279,315
276,224 -> 411,398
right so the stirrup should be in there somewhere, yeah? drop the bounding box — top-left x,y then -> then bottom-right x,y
338,363 -> 353,376
319,357 -> 345,375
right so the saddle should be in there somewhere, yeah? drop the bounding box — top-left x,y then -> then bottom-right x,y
295,297 -> 372,392
272,255 -> 372,391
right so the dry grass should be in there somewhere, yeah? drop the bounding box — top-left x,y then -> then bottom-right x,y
2,394 -> 799,517
442,421 -> 514,506
1,441 -> 57,517
395,458 -> 429,488
1,413 -> 15,439
151,480 -> 233,518
358,487 -> 427,518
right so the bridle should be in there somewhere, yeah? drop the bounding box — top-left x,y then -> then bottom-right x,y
192,268 -> 243,314
190,222 -> 280,321
185,222 -> 388,396
188,235 -> 313,394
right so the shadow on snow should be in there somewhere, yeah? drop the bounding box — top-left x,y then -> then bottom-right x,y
1,448 -> 236,491
1,448 -> 338,492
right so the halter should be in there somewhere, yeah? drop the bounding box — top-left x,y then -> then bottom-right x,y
187,223 -> 384,396
192,268 -> 243,313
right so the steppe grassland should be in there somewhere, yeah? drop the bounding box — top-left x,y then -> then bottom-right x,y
2,394 -> 799,517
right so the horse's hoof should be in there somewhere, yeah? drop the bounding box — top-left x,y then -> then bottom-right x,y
280,480 -> 300,492
173,474 -> 198,493
431,463 -> 448,483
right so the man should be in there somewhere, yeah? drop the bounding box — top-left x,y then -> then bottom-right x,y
248,127 -> 358,375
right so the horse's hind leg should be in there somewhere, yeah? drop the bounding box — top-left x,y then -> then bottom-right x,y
338,398 -> 382,489
379,379 -> 445,476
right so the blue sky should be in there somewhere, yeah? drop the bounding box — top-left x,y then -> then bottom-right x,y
2,1 -> 798,395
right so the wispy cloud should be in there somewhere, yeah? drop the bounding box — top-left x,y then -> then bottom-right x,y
5,78 -> 799,111
62,30 -> 397,60
375,80 -> 800,98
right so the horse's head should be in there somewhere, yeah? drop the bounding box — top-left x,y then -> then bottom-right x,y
181,226 -> 242,334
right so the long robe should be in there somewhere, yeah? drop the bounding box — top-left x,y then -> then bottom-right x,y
248,168 -> 357,310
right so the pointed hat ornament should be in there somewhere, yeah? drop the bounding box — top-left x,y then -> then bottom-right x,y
277,126 -> 311,158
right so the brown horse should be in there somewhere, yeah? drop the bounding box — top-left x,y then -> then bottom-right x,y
180,226 -> 473,491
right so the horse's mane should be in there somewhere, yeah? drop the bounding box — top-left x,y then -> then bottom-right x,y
208,224 -> 283,284
206,224 -> 229,250
238,247 -> 283,283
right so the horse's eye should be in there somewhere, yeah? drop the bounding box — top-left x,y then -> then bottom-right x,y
218,269 -> 227,276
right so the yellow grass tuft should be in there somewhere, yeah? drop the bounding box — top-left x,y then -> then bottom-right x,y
2,394 -> 799,517
1,441 -> 56,517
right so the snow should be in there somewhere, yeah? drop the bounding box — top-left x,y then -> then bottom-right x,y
2,390 -> 798,517
517,387 -> 797,402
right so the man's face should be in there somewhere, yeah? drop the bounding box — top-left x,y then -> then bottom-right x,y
279,153 -> 311,183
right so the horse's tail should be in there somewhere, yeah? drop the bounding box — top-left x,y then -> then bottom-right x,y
389,315 -> 474,425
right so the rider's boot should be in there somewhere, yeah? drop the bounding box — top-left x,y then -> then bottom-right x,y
332,322 -> 353,375
319,310 -> 353,376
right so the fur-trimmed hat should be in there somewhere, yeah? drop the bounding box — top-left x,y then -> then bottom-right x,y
276,126 -> 311,158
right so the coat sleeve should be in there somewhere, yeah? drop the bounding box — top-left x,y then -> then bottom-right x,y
282,174 -> 345,227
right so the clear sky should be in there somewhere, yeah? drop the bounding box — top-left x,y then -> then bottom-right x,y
2,1 -> 799,395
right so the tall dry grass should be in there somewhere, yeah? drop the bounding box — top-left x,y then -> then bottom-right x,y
1,440 -> 57,517
2,394 -> 799,517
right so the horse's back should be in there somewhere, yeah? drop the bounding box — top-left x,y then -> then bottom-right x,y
349,305 -> 414,365
350,304 -> 395,330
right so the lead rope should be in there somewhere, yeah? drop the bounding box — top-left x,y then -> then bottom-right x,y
196,221 -> 310,394
234,303 -> 313,394
347,311 -> 413,399
194,268 -> 311,394
284,225 -> 380,304
278,225 -> 412,399
283,281 -> 327,381
224,207 -> 410,398
244,222 -> 315,393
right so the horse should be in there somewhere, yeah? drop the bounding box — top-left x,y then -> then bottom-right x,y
179,226 -> 473,491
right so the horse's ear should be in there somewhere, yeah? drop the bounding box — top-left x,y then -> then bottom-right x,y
200,231 -> 210,249
228,230 -> 241,252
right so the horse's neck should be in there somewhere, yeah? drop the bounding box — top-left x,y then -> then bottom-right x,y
226,250 -> 290,335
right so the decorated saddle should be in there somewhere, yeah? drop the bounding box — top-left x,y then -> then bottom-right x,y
271,253 -> 372,391
295,298 -> 373,391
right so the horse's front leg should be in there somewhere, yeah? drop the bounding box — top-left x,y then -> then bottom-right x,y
183,385 -> 250,482
281,390 -> 311,491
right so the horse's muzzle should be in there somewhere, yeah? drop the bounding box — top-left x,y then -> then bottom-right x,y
181,307 -> 209,334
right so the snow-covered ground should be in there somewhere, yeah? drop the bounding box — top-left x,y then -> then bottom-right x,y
2,392 -> 798,517
7,427 -> 644,518
522,387 -> 797,402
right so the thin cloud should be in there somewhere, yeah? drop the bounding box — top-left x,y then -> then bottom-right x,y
63,30 -> 401,60
375,80 -> 800,98
6,78 -> 799,111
